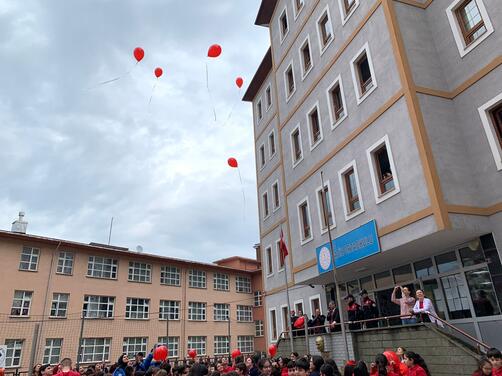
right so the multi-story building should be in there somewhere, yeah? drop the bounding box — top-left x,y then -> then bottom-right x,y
244,0 -> 502,350
0,214 -> 264,370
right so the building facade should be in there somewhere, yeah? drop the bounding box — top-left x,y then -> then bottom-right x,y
0,221 -> 264,370
244,0 -> 502,349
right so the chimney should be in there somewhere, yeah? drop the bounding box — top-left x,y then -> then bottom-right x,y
11,212 -> 28,234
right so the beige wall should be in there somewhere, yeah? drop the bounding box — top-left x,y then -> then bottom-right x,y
0,235 -> 260,370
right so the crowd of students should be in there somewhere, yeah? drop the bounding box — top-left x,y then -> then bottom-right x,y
29,346 -> 502,376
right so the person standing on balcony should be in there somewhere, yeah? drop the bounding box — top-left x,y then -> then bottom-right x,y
360,290 -> 379,328
344,294 -> 362,330
308,308 -> 326,334
391,286 -> 416,325
327,301 -> 341,333
411,290 -> 441,325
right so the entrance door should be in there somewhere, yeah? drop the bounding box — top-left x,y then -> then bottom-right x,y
375,288 -> 400,326
422,279 -> 447,319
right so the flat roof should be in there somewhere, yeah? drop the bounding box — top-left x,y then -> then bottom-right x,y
0,229 -> 256,273
255,0 -> 278,26
242,47 -> 272,102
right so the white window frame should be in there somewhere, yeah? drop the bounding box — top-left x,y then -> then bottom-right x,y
160,265 -> 181,286
326,74 -> 348,129
292,0 -> 305,20
309,294 -> 322,316
294,299 -> 305,316
338,160 -> 365,221
214,336 -> 230,355
278,7 -> 290,43
159,300 -> 180,321
265,84 -> 273,111
316,5 -> 334,56
19,246 -> 39,271
125,297 -> 150,320
80,338 -> 111,363
87,256 -> 118,280
269,308 -> 278,341
237,335 -> 254,353
43,338 -> 63,364
478,92 -> 502,171
11,290 -> 32,317
262,190 -> 270,220
188,269 -> 206,289
128,261 -> 152,283
446,0 -> 494,58
265,245 -> 274,277
5,339 -> 23,368
337,0 -> 360,25
316,180 -> 337,234
257,98 -> 263,121
187,336 -> 206,356
306,101 -> 323,150
259,143 -> 266,170
290,124 -> 304,168
297,197 -> 314,245
272,180 -> 281,212
350,42 -> 378,105
214,303 -> 230,321
236,305 -> 253,322
284,61 -> 296,102
280,304 -> 290,333
268,130 -> 277,159
83,295 -> 115,319
366,134 -> 401,203
50,292 -> 69,318
213,272 -> 230,291
255,320 -> 265,337
157,336 -> 179,358
299,35 -> 314,80
122,337 -> 148,358
254,291 -> 263,307
236,276 -> 252,293
276,238 -> 285,273
56,251 -> 74,275
188,301 -> 207,321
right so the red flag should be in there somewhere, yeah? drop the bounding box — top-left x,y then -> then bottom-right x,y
280,228 -> 289,264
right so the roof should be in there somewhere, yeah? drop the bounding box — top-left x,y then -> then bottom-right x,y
242,47 -> 272,102
0,229 -> 256,274
255,0 -> 278,26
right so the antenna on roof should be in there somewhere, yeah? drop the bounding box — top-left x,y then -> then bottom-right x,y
107,217 -> 114,245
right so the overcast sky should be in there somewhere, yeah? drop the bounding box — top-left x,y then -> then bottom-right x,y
0,0 -> 269,261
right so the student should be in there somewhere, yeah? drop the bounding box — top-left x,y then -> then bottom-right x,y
294,359 -> 309,376
258,359 -> 272,376
472,357 -> 493,376
309,356 -> 324,376
370,354 -> 398,376
235,363 -> 247,376
286,361 -> 295,376
395,347 -> 406,363
403,351 -> 431,376
323,359 -> 341,376
290,353 -> 299,362
391,286 -> 416,325
487,348 -> 502,376
113,354 -> 130,376
54,359 -> 80,376
320,364 -> 334,376
353,361 -> 369,376
343,361 -> 356,376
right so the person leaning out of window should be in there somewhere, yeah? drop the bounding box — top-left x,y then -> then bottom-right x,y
391,285 -> 416,325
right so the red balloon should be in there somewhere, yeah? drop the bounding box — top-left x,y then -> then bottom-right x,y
227,157 -> 238,168
207,44 -> 222,58
188,349 -> 197,359
383,351 -> 401,373
293,316 -> 305,328
236,77 -> 244,88
154,67 -> 163,78
133,47 -> 144,62
153,345 -> 168,361
231,349 -> 242,359
268,344 -> 277,357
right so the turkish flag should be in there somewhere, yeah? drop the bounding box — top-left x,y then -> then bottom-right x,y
280,228 -> 289,263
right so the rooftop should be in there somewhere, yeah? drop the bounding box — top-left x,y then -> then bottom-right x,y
242,47 -> 272,102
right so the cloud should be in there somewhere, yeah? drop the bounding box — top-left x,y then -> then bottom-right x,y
0,0 -> 269,261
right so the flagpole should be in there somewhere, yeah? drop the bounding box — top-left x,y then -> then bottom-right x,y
320,171 -> 349,361
281,227 -> 295,354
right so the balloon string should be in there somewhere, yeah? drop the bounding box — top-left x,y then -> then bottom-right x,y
86,61 -> 139,90
148,81 -> 158,107
237,167 -> 246,221
222,89 -> 241,127
205,62 -> 217,122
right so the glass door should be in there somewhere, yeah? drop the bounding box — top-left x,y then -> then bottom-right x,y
422,279 -> 447,320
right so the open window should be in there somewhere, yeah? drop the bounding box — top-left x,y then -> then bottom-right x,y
279,8 -> 289,43
350,43 -> 377,104
317,6 -> 334,54
299,36 -> 313,79
327,75 -> 347,128
338,161 -> 364,220
284,62 -> 296,101
307,103 -> 323,149
297,198 -> 313,244
290,125 -> 303,167
316,181 -> 336,233
338,0 -> 359,25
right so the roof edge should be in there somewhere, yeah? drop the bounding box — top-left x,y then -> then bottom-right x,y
242,47 -> 272,102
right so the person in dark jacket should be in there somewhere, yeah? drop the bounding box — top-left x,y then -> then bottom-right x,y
326,301 -> 341,333
310,356 -> 324,376
290,310 -> 298,337
113,354 -> 129,376
308,309 -> 326,334
360,290 -> 379,328
344,294 -> 362,330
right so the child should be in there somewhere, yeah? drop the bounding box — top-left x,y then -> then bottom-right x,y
487,348 -> 502,376
294,359 -> 310,376
403,352 -> 430,376
472,357 -> 493,376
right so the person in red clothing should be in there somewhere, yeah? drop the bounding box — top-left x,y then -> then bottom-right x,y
403,352 -> 431,376
487,348 -> 502,376
472,357 -> 493,376
54,358 -> 80,376
369,354 -> 399,376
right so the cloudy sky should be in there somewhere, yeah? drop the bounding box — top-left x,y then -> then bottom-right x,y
0,0 -> 269,261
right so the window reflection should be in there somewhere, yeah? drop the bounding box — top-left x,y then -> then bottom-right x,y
436,251 -> 459,273
465,268 -> 501,317
440,273 -> 471,319
459,241 -> 485,267
414,258 -> 434,278
393,264 -> 413,284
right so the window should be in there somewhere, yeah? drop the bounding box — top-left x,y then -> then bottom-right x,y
309,295 -> 321,316
317,7 -> 333,52
160,266 -> 180,286
292,0 -> 305,19
414,258 -> 434,278
159,300 -> 180,320
269,131 -> 276,157
237,336 -> 254,353
254,291 -> 263,307
214,273 -> 229,291
350,43 -> 377,104
259,144 -> 266,168
255,320 -> 264,337
128,262 -> 151,283
236,276 -> 251,293
367,135 -> 400,203
257,99 -> 263,121
214,303 -> 230,321
87,256 -> 118,279
300,37 -> 313,78
126,298 -> 149,320
80,338 -> 111,363
214,336 -> 229,355
279,9 -> 289,42
441,273 -> 471,319
291,126 -> 303,165
297,199 -> 312,243
327,76 -> 347,127
307,104 -> 322,148
375,271 -> 393,289
294,300 -> 304,315
436,251 -> 459,273
360,276 -> 375,291
266,246 -> 273,276
466,268 -> 501,317
393,265 -> 414,285
188,302 -> 206,321
339,161 -> 364,219
19,246 -> 39,271
281,305 -> 290,332
157,337 -> 179,358
338,0 -> 359,24
265,85 -> 272,109
5,340 -> 23,367
284,63 -> 295,100
237,305 -> 253,322
272,181 -> 280,210
317,182 -> 335,232
269,309 -> 278,341
189,269 -> 206,288
447,0 -> 494,56
11,290 -> 32,317
187,336 -> 206,356
83,295 -> 115,319
478,95 -> 502,171
43,339 -> 62,364
277,239 -> 285,271
56,252 -> 73,275
262,191 -> 270,219
50,293 -> 69,318
123,337 -> 148,358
